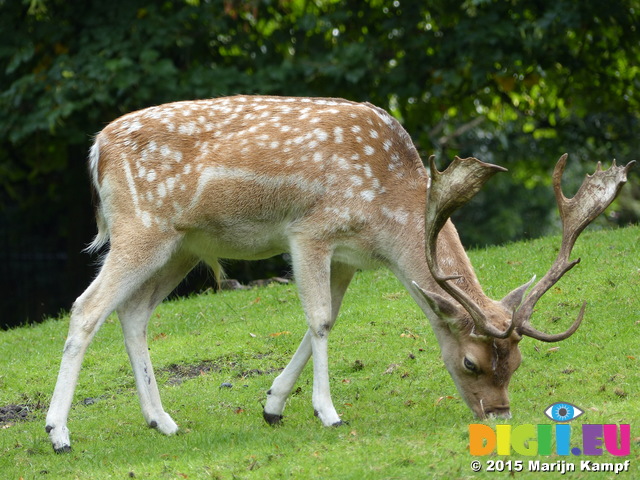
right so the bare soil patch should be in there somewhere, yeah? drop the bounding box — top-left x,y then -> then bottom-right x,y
0,404 -> 31,425
160,360 -> 282,385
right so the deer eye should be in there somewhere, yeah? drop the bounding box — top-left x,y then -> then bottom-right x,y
463,357 -> 479,373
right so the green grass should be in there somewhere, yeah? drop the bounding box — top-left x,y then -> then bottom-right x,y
1,226 -> 639,479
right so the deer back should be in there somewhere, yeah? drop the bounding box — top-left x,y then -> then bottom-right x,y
92,95 -> 429,262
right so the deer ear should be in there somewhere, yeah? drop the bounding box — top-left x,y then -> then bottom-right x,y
412,281 -> 462,319
500,275 -> 536,313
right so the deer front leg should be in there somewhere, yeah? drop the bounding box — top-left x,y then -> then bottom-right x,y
310,324 -> 343,426
285,239 -> 344,426
264,261 -> 355,425
264,329 -> 312,424
264,328 -> 340,426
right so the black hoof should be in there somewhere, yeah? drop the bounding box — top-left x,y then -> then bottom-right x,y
314,410 -> 347,427
54,445 -> 72,454
263,411 -> 284,426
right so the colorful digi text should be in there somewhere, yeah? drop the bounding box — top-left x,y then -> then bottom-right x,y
468,402 -> 632,474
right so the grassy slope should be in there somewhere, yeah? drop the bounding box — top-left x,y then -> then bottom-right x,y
0,225 -> 638,479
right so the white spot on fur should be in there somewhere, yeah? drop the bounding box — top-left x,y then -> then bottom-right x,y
364,145 -> 375,156
333,154 -> 349,170
381,206 -> 409,225
160,145 -> 171,157
350,175 -> 363,186
314,129 -> 328,141
179,122 -> 198,135
324,207 -> 351,221
127,119 -> 143,133
360,190 -> 375,202
334,127 -> 344,143
140,211 -> 152,227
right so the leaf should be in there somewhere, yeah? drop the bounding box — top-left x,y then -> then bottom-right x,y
140,49 -> 160,64
6,44 -> 35,74
269,331 -> 290,337
400,332 -> 419,339
383,364 -> 399,374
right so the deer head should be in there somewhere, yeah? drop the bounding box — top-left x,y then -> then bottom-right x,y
413,154 -> 634,418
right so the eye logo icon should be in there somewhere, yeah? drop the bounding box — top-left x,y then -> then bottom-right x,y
544,402 -> 584,422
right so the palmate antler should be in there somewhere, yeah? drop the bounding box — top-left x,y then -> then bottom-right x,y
514,154 -> 635,341
424,155 -> 511,338
425,154 -> 634,341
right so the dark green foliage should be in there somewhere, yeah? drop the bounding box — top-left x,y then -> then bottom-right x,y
1,0 -> 638,326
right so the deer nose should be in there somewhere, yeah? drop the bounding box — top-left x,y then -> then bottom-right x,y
484,407 -> 511,419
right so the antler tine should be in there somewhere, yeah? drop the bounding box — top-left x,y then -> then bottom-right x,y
425,156 -> 509,338
515,154 -> 635,341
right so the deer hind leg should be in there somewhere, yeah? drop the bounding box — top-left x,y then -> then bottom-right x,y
264,255 -> 355,426
45,237 -> 182,452
116,253 -> 198,435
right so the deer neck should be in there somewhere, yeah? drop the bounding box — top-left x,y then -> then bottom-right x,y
434,220 -> 488,305
387,188 -> 490,316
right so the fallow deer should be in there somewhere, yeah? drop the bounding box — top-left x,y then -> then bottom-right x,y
45,95 -> 633,452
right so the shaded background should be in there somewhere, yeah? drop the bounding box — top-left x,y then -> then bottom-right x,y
1,0 -> 639,329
